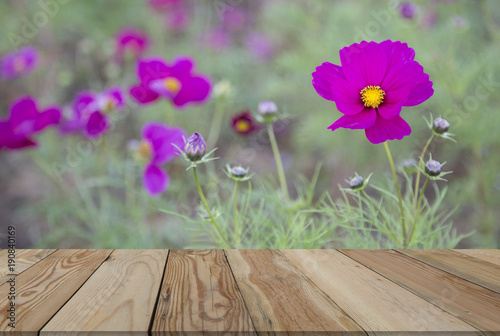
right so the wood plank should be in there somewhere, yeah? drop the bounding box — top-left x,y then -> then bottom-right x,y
342,249 -> 500,333
0,249 -> 112,333
42,249 -> 168,336
282,249 -> 480,334
454,249 -> 500,266
0,249 -> 57,285
399,249 -> 500,294
225,249 -> 366,335
152,249 -> 256,336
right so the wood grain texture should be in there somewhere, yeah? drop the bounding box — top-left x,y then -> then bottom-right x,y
0,249 -> 112,333
152,249 -> 256,336
282,249 -> 481,334
399,249 -> 500,294
42,249 -> 168,336
341,249 -> 500,333
454,249 -> 500,266
225,249 -> 365,335
0,249 -> 57,285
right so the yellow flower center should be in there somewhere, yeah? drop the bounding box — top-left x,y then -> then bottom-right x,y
164,77 -> 181,94
13,56 -> 26,72
136,140 -> 152,162
235,120 -> 251,132
360,85 -> 385,108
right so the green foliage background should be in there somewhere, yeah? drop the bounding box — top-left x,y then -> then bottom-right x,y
0,0 -> 499,248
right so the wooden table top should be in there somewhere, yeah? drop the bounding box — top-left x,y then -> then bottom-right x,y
1,249 -> 499,335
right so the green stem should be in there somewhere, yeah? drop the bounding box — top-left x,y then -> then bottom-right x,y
383,142 -> 407,246
361,190 -> 399,246
233,181 -> 239,247
267,123 -> 289,201
407,177 -> 430,248
413,133 -> 435,212
207,99 -> 226,149
192,166 -> 234,248
165,102 -> 176,125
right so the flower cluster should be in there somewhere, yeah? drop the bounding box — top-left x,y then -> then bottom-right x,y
60,87 -> 125,138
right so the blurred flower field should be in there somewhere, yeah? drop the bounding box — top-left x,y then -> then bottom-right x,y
0,0 -> 499,249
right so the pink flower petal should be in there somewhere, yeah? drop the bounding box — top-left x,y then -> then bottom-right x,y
9,96 -> 38,128
137,57 -> 170,85
172,75 -> 211,108
106,86 -> 125,108
365,114 -> 412,144
73,91 -> 96,119
85,111 -> 108,138
376,102 -> 404,120
404,73 -> 434,106
142,122 -> 186,164
328,107 -> 377,131
170,57 -> 194,79
339,41 -> 388,88
130,84 -> 159,104
384,41 -> 415,72
312,62 -> 364,115
143,164 -> 170,196
33,107 -> 61,132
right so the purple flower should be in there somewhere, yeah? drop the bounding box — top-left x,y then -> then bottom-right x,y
138,122 -> 186,196
0,96 -> 61,150
245,32 -> 275,62
130,56 -> 211,108
60,87 -> 125,138
184,132 -> 206,162
1,46 -> 39,80
400,2 -> 418,19
114,27 -> 149,63
312,40 -> 434,144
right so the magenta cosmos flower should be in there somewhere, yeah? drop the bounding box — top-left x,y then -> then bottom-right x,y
312,40 -> 434,144
135,122 -> 186,196
1,46 -> 39,80
114,27 -> 149,63
60,87 -> 125,138
130,56 -> 211,108
0,96 -> 61,150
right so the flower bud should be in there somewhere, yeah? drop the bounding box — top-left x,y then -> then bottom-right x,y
258,101 -> 277,116
349,175 -> 364,189
425,160 -> 442,177
433,117 -> 450,134
230,165 -> 248,178
213,80 -> 233,99
257,101 -> 278,124
184,132 -> 206,162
